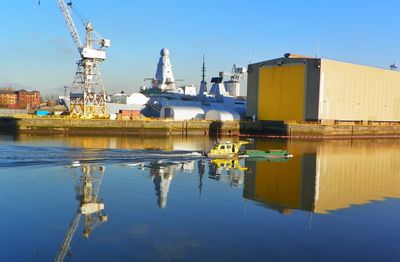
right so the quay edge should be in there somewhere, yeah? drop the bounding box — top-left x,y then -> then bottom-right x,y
240,120 -> 400,138
2,117 -> 400,138
0,117 -> 239,136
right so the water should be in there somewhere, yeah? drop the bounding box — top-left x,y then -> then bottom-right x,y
0,135 -> 399,261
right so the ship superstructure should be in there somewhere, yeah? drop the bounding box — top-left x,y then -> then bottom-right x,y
140,48 -> 247,119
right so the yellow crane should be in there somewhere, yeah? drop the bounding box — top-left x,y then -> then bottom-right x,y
57,0 -> 111,118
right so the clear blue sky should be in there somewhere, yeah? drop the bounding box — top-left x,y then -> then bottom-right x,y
0,0 -> 399,95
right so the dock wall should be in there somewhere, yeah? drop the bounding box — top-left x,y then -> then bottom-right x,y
2,117 -> 400,138
0,117 -> 239,136
240,121 -> 400,138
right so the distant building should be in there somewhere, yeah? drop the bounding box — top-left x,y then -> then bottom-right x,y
0,89 -> 40,109
0,90 -> 18,108
247,54 -> 400,122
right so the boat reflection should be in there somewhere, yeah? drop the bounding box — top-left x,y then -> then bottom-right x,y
56,163 -> 107,262
244,140 -> 400,215
208,158 -> 247,187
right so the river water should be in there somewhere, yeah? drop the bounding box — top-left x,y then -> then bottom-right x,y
0,134 -> 399,261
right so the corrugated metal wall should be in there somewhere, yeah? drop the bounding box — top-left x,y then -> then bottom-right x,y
319,59 -> 400,121
249,57 -> 400,122
258,64 -> 306,121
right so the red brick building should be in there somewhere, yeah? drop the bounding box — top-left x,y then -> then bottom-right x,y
0,89 -> 40,109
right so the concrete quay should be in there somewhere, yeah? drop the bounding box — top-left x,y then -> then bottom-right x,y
3,117 -> 400,138
240,120 -> 400,138
0,117 -> 239,136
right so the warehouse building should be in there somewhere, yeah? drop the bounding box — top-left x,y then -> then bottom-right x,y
247,54 -> 400,123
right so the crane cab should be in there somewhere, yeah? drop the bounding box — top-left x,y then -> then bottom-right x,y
101,39 -> 111,48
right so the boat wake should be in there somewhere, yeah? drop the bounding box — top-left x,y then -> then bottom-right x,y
0,144 -> 204,168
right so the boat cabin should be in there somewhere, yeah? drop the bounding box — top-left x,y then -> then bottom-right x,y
207,140 -> 250,158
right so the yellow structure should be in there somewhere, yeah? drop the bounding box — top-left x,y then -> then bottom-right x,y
248,55 -> 400,122
258,64 -> 305,122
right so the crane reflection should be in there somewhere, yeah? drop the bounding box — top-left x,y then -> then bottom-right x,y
55,163 -> 107,262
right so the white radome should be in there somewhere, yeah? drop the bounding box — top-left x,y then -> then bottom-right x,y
160,48 -> 170,57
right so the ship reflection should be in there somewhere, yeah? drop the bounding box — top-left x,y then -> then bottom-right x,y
56,163 -> 107,262
145,160 -> 196,208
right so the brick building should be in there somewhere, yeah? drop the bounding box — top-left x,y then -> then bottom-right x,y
0,89 -> 40,109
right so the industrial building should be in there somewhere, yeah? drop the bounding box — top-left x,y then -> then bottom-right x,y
247,55 -> 400,123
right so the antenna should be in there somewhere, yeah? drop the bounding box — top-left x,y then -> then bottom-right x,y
316,40 -> 320,58
248,50 -> 252,64
201,54 -> 206,82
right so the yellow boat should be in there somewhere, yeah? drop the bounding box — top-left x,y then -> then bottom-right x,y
206,140 -> 250,158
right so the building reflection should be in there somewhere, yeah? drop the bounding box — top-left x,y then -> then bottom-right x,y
56,164 -> 107,262
16,134 -> 221,151
243,140 -> 400,214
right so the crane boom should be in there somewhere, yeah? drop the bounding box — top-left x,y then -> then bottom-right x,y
55,211 -> 82,262
58,0 -> 83,52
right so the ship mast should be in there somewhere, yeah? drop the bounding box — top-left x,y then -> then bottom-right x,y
199,54 -> 208,95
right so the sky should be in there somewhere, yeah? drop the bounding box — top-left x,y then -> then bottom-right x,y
0,0 -> 399,95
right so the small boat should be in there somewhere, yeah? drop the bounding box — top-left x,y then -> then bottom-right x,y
205,140 -> 250,158
205,140 -> 293,160
242,150 -> 293,159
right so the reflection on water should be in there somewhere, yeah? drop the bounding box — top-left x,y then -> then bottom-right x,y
12,134 -> 229,151
1,135 -> 400,260
4,134 -> 400,215
56,164 -> 107,262
147,161 -> 195,208
244,140 -> 400,214
209,158 -> 247,187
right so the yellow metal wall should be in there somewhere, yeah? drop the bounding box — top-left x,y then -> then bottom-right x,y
319,59 -> 400,121
258,64 -> 306,121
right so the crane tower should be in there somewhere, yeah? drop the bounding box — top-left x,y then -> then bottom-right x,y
58,0 -> 110,118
